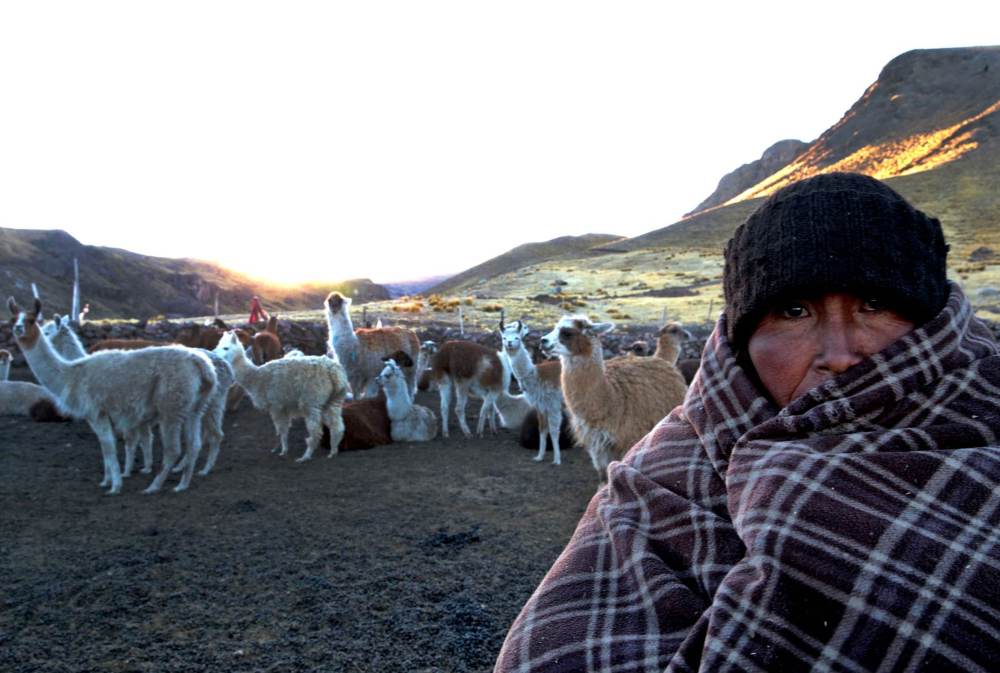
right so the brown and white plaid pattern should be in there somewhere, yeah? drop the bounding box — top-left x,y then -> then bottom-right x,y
495,285 -> 1000,673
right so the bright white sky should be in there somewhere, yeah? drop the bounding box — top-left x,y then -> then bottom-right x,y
0,2 -> 996,285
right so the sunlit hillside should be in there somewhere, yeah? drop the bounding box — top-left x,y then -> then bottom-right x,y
341,48 -> 1000,330
719,47 -> 1000,207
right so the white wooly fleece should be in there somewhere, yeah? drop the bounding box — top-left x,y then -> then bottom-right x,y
500,321 -> 565,464
176,351 -> 235,477
215,331 -> 348,461
41,315 -> 159,479
0,381 -> 56,416
0,349 -> 11,382
18,328 -> 217,496
376,359 -> 437,442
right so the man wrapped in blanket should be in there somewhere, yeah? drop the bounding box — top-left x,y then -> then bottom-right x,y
495,173 -> 1000,673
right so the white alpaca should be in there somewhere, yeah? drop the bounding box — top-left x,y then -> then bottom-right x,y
43,314 -> 158,478
9,298 -> 217,495
0,349 -> 11,381
375,358 -> 438,442
214,331 -> 348,461
324,291 -> 419,398
500,320 -> 565,465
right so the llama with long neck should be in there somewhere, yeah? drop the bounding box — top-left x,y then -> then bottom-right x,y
43,313 -> 157,478
9,298 -> 216,495
541,315 -> 688,483
325,291 -> 419,398
500,319 -> 565,465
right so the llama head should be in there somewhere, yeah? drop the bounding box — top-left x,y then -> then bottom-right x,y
658,322 -> 692,342
8,297 -> 43,348
213,330 -> 244,362
42,313 -> 74,340
419,340 -> 438,356
540,315 -> 613,358
324,291 -> 350,315
375,358 -> 403,388
500,320 -> 530,355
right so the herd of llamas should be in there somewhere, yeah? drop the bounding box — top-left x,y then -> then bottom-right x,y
2,290 -> 693,494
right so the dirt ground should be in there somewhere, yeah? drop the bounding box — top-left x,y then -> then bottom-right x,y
0,367 -> 598,673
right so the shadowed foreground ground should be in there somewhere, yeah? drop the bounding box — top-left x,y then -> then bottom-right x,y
0,382 -> 597,673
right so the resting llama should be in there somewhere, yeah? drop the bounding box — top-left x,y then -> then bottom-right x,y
375,358 -> 438,442
324,291 -> 419,398
214,330 -> 348,461
9,298 -> 217,495
541,315 -> 689,482
500,319 -> 565,465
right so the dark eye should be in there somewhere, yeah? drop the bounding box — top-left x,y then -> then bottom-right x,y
778,302 -> 809,319
559,328 -> 574,339
861,298 -> 885,312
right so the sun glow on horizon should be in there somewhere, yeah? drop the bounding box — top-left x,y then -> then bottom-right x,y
2,2 -> 998,282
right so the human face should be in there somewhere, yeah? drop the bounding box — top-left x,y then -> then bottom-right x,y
747,292 -> 915,408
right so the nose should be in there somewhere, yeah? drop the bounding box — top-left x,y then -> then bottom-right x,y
816,323 -> 865,375
540,335 -> 552,349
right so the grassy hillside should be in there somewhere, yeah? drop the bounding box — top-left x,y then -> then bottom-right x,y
428,233 -> 623,295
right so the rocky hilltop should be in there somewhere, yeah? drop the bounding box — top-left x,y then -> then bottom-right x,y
688,46 -> 1000,213
687,139 -> 808,215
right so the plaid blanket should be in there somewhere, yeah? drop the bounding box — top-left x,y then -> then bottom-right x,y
495,285 -> 1000,673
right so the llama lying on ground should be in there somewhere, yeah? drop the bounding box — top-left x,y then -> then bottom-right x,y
519,410 -> 576,453
0,349 -> 10,381
43,314 -> 158,477
325,291 -> 419,398
500,319 -> 565,464
427,340 -> 527,438
376,358 -> 438,442
10,297 -> 217,495
0,381 -> 59,418
541,315 -> 689,482
214,331 -> 348,461
319,350 -> 416,451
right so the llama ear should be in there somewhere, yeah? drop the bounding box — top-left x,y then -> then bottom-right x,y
519,322 -> 530,337
8,297 -> 19,316
33,298 -> 42,316
590,321 -> 614,335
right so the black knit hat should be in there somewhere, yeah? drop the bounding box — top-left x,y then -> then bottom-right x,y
723,172 -> 949,350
